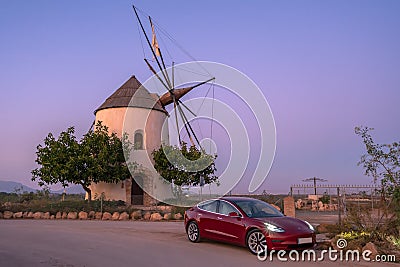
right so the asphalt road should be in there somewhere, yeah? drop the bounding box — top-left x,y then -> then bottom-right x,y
0,220 -> 396,267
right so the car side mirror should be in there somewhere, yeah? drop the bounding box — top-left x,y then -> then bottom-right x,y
228,211 -> 241,218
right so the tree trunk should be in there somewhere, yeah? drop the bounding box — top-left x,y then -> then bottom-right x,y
81,184 -> 92,203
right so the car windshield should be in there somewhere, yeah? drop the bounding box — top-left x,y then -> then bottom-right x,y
231,199 -> 283,218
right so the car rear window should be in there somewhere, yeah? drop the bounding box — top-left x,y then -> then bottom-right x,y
198,200 -> 218,213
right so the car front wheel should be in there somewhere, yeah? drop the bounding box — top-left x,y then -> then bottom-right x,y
187,221 -> 201,243
246,229 -> 267,255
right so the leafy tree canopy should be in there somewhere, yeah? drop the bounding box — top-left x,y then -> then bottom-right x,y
355,126 -> 400,197
355,126 -> 400,234
152,142 -> 218,188
32,121 -> 135,201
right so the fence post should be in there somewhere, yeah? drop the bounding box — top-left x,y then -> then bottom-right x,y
337,187 -> 341,226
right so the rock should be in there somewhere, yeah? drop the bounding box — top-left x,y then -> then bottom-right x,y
27,212 -> 34,219
315,240 -> 331,250
131,211 -> 142,220
174,213 -> 183,220
362,242 -> 379,258
62,212 -> 68,219
22,212 -> 28,218
165,206 -> 172,212
0,212 -> 3,219
112,212 -> 120,221
150,212 -> 162,221
13,212 -> 23,219
33,212 -> 43,219
50,215 -> 55,220
163,213 -> 171,220
55,212 -> 62,219
3,211 -> 13,219
119,212 -> 129,221
78,211 -> 88,220
43,212 -> 51,219
95,212 -> 103,220
102,212 -> 112,220
67,212 -> 77,220
143,211 -> 151,220
88,211 -> 96,219
317,223 -> 330,233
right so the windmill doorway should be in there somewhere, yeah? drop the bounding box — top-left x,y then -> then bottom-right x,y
131,176 -> 144,205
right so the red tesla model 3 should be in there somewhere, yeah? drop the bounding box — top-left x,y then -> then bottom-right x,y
184,197 -> 316,254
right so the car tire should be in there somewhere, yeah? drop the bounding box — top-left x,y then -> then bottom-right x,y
187,221 -> 201,243
246,229 -> 267,255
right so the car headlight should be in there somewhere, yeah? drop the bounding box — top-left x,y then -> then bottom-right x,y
264,222 -> 285,233
304,220 -> 314,231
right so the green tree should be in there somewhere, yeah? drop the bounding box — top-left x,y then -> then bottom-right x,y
355,126 -> 400,229
152,142 -> 218,198
355,126 -> 400,197
32,121 -> 134,202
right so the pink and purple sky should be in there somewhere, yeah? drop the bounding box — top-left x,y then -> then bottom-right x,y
1,0 -> 399,193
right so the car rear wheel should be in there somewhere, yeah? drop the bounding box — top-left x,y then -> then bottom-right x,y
246,229 -> 267,255
187,221 -> 201,243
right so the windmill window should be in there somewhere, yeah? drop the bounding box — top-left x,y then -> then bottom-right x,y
134,131 -> 144,150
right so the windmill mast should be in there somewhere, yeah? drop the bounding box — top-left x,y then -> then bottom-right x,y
132,5 -> 215,149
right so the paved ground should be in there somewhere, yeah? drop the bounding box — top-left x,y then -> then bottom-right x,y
0,220 -> 397,267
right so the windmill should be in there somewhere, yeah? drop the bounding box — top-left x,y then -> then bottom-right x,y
132,5 -> 215,150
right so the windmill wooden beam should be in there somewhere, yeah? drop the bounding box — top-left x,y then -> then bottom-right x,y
132,4 -> 215,150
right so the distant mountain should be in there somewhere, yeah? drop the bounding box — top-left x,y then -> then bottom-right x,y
0,180 -> 85,194
0,181 -> 36,193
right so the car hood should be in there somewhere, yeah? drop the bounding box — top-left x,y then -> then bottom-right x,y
254,216 -> 313,233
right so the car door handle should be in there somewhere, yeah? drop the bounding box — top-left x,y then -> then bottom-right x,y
217,217 -> 223,220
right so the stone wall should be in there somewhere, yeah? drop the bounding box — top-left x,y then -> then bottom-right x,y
0,207 -> 182,222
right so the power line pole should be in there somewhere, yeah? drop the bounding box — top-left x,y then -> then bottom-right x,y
302,177 -> 328,195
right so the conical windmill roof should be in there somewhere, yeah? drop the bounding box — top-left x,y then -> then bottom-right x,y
95,75 -> 167,114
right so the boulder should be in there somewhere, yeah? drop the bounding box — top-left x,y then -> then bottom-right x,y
55,212 -> 62,219
119,212 -> 129,221
33,212 -> 43,219
112,212 -> 120,221
174,213 -> 183,220
50,215 -> 55,220
102,212 -> 112,220
3,211 -> 13,219
150,212 -> 162,221
95,212 -> 103,220
13,212 -> 23,219
62,212 -> 68,219
67,212 -> 77,220
43,212 -> 51,219
163,213 -> 171,220
88,211 -> 96,219
131,211 -> 142,220
317,223 -> 331,233
362,242 -> 379,258
22,212 -> 28,218
164,206 -> 172,212
78,211 -> 88,220
27,212 -> 34,219
143,211 -> 151,220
